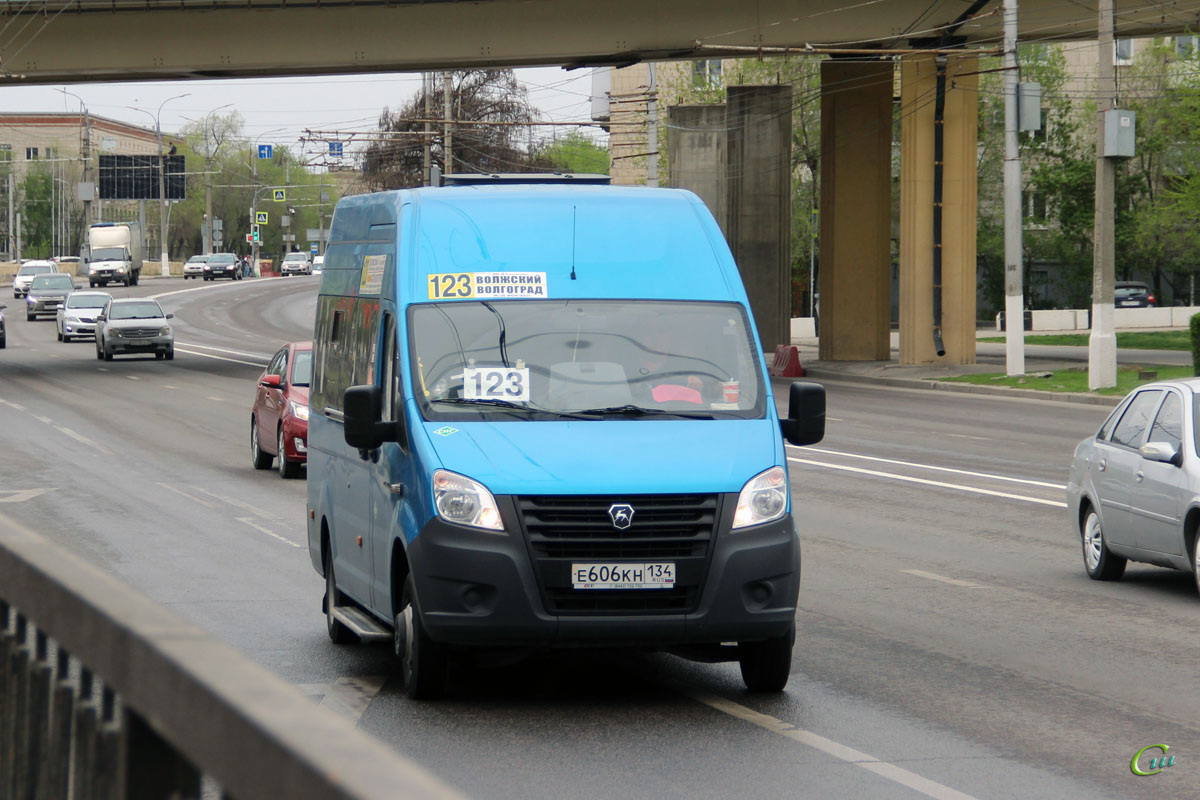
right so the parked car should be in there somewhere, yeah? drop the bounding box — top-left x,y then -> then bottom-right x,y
11,260 -> 58,298
250,341 -> 311,479
280,252 -> 313,276
1115,281 -> 1156,308
1067,379 -> 1200,595
183,254 -> 210,280
94,298 -> 175,361
203,253 -> 241,281
0,304 -> 6,348
57,291 -> 112,341
25,274 -> 79,320
312,255 -> 324,275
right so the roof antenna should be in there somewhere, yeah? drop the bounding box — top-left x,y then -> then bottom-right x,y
570,205 -> 578,280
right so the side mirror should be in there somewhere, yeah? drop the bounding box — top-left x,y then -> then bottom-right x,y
166,313 -> 174,319
260,374 -> 282,388
779,381 -> 825,447
343,384 -> 400,450
1139,441 -> 1182,467
74,283 -> 82,290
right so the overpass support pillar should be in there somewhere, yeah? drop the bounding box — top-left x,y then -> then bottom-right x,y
818,60 -> 894,361
899,54 -> 979,365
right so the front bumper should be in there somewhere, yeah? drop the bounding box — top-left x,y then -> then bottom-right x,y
205,268 -> 239,279
106,333 -> 173,353
406,500 -> 800,648
27,299 -> 64,315
89,270 -> 128,282
62,319 -> 97,336
281,416 -> 309,462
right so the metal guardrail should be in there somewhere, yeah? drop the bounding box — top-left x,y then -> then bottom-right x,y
0,511 -> 464,800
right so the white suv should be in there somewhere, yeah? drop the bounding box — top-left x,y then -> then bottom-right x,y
12,261 -> 59,298
280,252 -> 312,276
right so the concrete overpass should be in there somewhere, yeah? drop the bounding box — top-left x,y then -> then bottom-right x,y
1,0 -> 1194,85
4,0 -> 1198,364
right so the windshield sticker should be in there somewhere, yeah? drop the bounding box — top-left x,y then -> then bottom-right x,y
427,271 -> 547,300
359,254 -> 386,295
463,366 -> 531,402
433,426 -> 459,437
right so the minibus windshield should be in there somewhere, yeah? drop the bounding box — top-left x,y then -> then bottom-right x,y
410,300 -> 765,420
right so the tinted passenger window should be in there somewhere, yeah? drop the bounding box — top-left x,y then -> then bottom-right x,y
1110,390 -> 1163,448
1148,392 -> 1182,450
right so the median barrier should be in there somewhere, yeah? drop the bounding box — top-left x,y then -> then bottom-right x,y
0,513 -> 464,800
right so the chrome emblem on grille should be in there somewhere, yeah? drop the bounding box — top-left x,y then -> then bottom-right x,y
608,503 -> 635,530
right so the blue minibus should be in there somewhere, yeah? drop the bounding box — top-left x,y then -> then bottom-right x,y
308,182 -> 824,698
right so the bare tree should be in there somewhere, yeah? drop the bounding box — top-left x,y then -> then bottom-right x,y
362,69 -> 549,189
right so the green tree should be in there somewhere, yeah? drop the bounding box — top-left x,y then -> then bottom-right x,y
535,130 -> 609,174
20,167 -> 54,259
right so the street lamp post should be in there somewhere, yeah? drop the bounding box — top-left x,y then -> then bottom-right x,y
57,88 -> 92,233
128,93 -> 190,277
200,103 -> 233,254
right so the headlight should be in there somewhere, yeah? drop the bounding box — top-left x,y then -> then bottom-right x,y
109,329 -> 122,337
203,265 -> 211,271
158,326 -> 171,336
732,466 -> 789,529
289,400 -> 309,421
432,469 -> 504,532
88,266 -> 98,274
117,267 -> 126,273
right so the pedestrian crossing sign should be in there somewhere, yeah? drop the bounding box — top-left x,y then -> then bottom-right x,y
256,211 -> 269,225
273,189 -> 286,202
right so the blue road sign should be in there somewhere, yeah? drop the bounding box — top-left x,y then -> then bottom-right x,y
310,243 -> 319,254
329,141 -> 343,157
258,144 -> 273,159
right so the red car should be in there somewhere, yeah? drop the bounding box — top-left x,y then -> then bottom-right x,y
251,341 -> 311,478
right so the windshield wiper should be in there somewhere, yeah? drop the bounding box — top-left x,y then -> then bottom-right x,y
575,404 -> 713,419
430,397 -> 593,420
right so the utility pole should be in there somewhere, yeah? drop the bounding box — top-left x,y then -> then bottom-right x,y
7,174 -> 13,258
1003,0 -> 1025,376
443,71 -> 453,176
1089,0 -> 1117,389
646,63 -> 659,187
423,73 -> 432,186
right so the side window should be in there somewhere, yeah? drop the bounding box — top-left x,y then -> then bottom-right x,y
380,314 -> 397,422
1097,399 -> 1128,441
1148,392 -> 1182,451
268,350 -> 286,377
278,351 -> 289,384
1110,390 -> 1163,448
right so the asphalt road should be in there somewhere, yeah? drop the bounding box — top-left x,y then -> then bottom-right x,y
1,277 -> 1196,799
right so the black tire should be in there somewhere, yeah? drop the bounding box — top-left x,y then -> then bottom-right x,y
396,575 -> 447,700
155,351 -> 164,360
56,329 -> 63,341
164,348 -> 174,361
250,417 -> 272,470
325,550 -> 357,645
0,333 -> 6,349
1190,530 -> 1200,599
95,342 -> 103,360
278,427 -> 302,479
89,281 -> 96,288
103,347 -> 114,362
1082,507 -> 1126,581
738,623 -> 795,692
26,311 -> 34,321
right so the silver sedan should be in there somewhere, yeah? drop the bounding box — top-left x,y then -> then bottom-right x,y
1067,379 -> 1200,596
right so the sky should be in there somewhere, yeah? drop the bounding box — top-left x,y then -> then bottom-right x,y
0,66 -> 602,168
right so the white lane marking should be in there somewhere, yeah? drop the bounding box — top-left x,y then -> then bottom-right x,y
53,426 -> 113,455
826,417 -> 844,422
173,347 -> 267,367
149,280 -> 262,301
318,676 -> 387,723
787,457 -> 1068,508
794,446 -> 1065,490
945,433 -> 990,441
0,488 -> 55,504
175,341 -> 274,360
901,569 -> 986,589
163,385 -> 178,390
688,691 -> 981,800
156,482 -> 217,508
206,396 -> 225,403
236,516 -> 303,549
126,375 -> 141,381
97,368 -> 110,372
33,414 -> 53,424
195,487 -> 282,522
0,399 -> 27,411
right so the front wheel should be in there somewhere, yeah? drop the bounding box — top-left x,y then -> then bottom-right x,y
103,347 -> 114,362
738,623 -> 795,692
1190,532 -> 1200,599
396,575 -> 447,700
278,427 -> 302,479
324,551 -> 357,645
250,417 -> 272,470
1083,508 -> 1126,580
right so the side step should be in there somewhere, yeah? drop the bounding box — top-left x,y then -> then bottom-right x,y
332,606 -> 392,643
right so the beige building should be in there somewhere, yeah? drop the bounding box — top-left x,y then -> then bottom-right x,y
0,112 -> 160,257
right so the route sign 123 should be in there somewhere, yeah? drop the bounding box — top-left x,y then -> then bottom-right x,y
463,366 -> 530,402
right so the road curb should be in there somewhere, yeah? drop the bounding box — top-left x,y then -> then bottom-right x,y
800,368 -> 1123,407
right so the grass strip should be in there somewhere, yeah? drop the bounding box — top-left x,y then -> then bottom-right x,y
939,364 -> 1192,395
977,330 -> 1191,350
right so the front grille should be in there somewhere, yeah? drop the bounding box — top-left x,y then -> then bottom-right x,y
517,494 -> 719,615
120,327 -> 160,338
